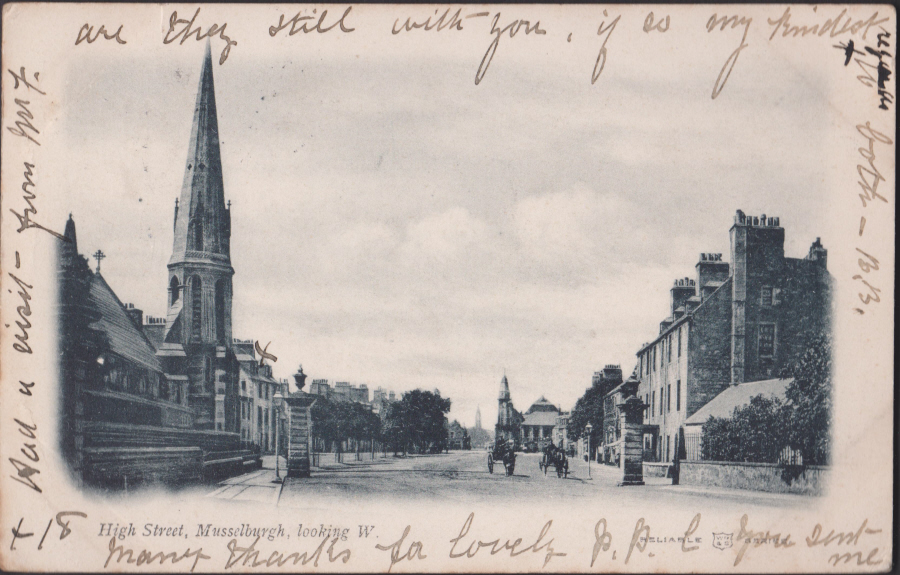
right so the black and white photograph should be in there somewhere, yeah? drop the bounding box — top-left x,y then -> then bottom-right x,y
1,4 -> 894,573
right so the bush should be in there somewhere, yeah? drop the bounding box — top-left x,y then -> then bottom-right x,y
701,395 -> 790,463
701,336 -> 832,465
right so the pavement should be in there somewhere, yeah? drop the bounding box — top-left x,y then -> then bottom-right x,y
204,451 -> 811,510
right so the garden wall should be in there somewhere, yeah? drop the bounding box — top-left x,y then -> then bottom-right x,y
680,460 -> 828,495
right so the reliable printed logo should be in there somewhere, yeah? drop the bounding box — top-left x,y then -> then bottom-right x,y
712,532 -> 733,550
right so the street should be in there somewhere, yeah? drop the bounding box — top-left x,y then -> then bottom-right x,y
206,450 -> 811,510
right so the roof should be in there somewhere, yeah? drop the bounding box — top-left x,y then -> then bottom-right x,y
684,378 -> 793,426
638,277 -> 733,354
89,274 -> 163,374
156,342 -> 186,357
605,378 -> 639,399
142,323 -> 166,351
522,410 -> 559,427
525,396 -> 559,413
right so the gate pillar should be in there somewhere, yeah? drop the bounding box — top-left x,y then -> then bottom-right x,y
618,396 -> 647,486
284,393 -> 317,478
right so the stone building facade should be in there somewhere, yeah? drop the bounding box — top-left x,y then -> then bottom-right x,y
234,340 -> 283,452
602,376 -> 640,464
635,210 -> 832,463
520,397 -> 560,449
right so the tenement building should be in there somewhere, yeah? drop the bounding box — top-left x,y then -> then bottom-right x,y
234,340 -> 284,452
635,210 -> 832,463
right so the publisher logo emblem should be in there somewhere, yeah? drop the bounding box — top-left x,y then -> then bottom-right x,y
712,532 -> 733,550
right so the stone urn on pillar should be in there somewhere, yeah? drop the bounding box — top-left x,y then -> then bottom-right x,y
284,365 -> 316,478
617,395 -> 647,486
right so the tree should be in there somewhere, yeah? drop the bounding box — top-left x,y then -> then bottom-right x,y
311,398 -> 382,453
780,334 -> 832,465
382,400 -> 409,455
384,389 -> 452,454
566,385 -> 605,449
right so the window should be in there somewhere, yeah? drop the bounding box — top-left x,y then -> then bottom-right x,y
241,380 -> 246,392
667,384 -> 672,412
170,276 -> 180,305
667,335 -> 672,363
215,280 -> 226,344
217,423 -> 222,431
677,327 -> 682,358
761,286 -> 773,306
651,391 -> 655,415
759,324 -> 776,357
190,276 -> 202,341
676,380 -> 681,411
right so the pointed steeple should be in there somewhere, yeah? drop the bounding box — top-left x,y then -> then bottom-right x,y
499,374 -> 510,400
58,214 -> 80,265
170,41 -> 231,267
165,42 -> 235,348
64,214 -> 77,246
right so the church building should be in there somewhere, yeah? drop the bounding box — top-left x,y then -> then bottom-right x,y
153,40 -> 240,434
495,375 -> 522,444
57,44 -> 258,489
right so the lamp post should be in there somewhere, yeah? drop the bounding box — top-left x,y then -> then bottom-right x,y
585,423 -> 593,480
273,391 -> 284,483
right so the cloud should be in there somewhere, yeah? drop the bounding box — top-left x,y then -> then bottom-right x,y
402,207 -> 489,261
513,187 -> 629,265
49,24 -> 835,428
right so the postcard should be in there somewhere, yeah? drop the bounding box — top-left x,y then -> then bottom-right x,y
0,3 -> 895,572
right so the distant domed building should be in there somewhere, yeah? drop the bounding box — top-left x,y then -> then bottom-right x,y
521,396 -> 560,449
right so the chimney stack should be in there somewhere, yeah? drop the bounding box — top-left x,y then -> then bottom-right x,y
671,277 -> 695,318
124,303 -> 143,330
807,237 -> 828,269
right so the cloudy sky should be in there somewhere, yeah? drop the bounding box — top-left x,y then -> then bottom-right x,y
41,5 -> 840,427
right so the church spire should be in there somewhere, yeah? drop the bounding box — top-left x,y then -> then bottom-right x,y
170,41 -> 231,266
499,374 -> 510,400
165,42 -> 235,348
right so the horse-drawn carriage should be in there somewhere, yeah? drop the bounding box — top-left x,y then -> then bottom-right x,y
539,446 -> 569,478
487,441 -> 516,476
